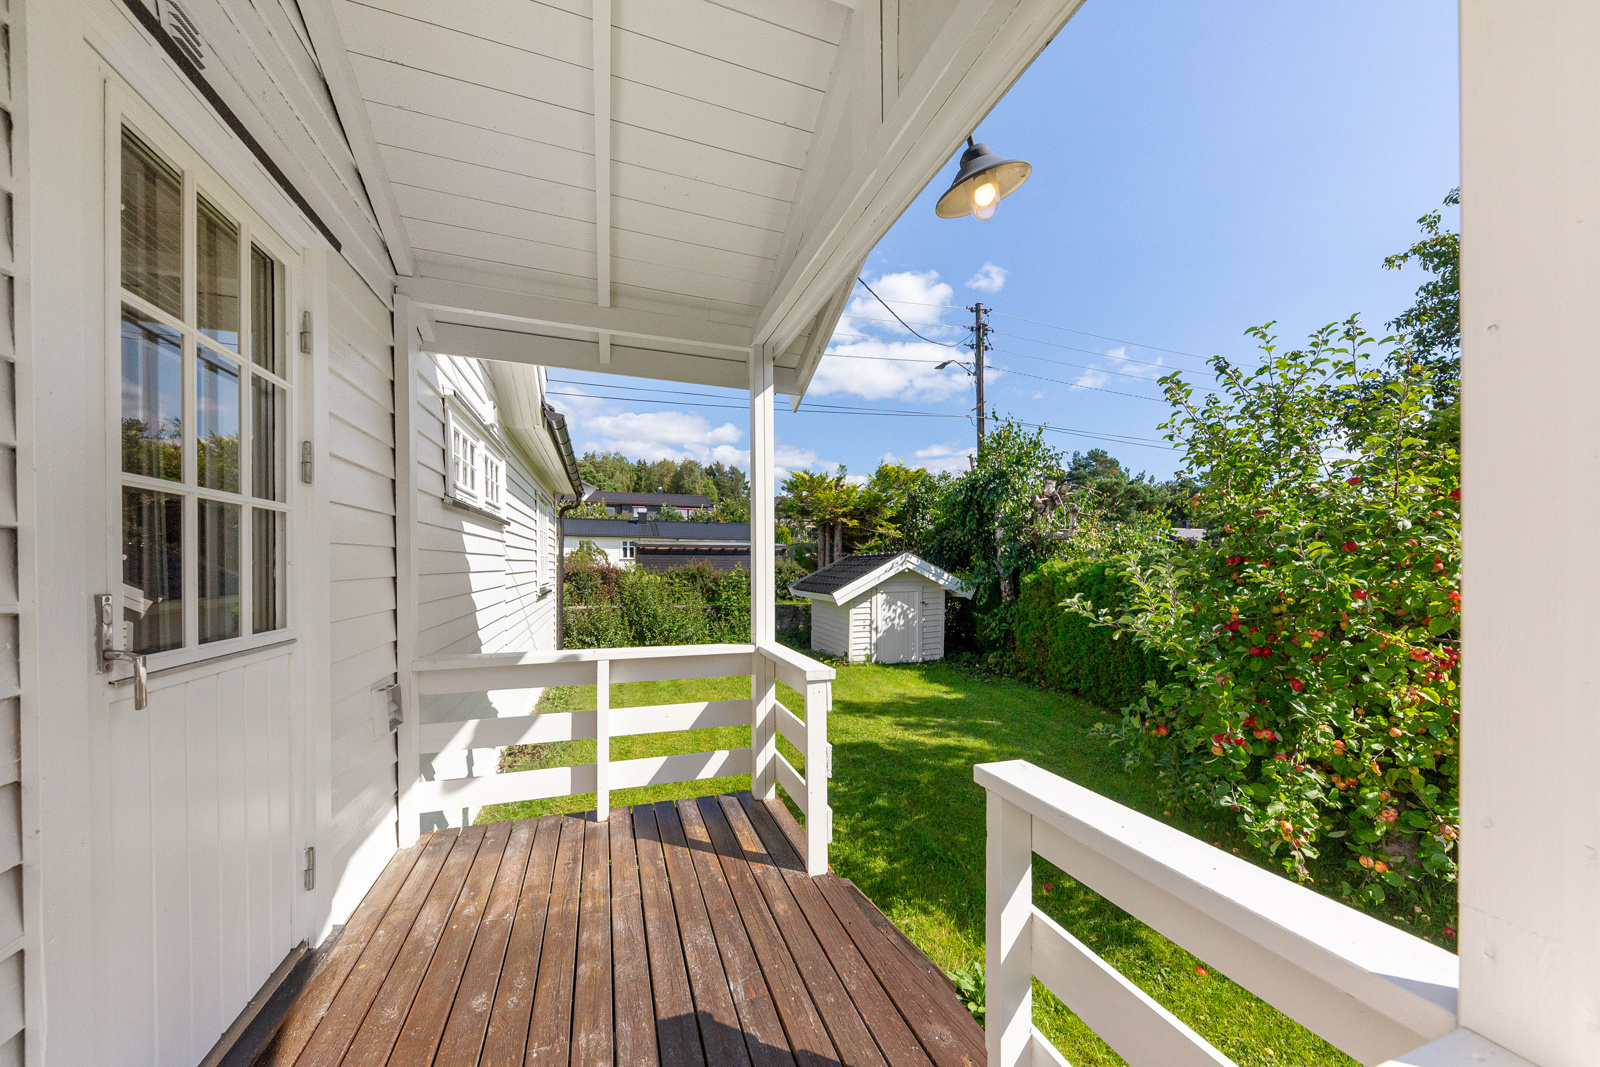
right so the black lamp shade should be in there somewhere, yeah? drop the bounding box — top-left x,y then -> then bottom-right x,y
935,141 -> 1032,219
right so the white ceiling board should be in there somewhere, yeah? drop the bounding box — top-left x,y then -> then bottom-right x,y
612,233 -> 773,291
614,0 -> 841,85
612,126 -> 800,203
393,185 -> 597,257
338,3 -> 591,111
611,256 -> 769,309
609,164 -> 791,232
612,30 -> 827,130
609,198 -> 782,261
400,276 -> 753,350
427,322 -> 782,392
382,151 -> 598,225
611,80 -> 814,170
408,220 -> 597,288
340,0 -> 590,68
707,0 -> 852,44
368,106 -> 595,188
349,54 -> 592,155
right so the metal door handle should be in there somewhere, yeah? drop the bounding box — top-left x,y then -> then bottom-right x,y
103,649 -> 148,710
95,593 -> 149,710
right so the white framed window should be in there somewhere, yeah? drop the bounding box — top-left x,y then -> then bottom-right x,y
113,113 -> 294,658
622,540 -> 636,560
444,394 -> 507,516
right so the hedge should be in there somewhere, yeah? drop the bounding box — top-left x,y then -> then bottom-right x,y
1013,559 -> 1169,710
563,562 -> 749,648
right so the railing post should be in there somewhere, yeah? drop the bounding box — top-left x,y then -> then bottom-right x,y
751,650 -> 777,800
804,679 -> 830,876
595,658 -> 610,818
987,789 -> 1033,1067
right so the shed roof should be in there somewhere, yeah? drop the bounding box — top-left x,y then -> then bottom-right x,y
790,551 -> 972,605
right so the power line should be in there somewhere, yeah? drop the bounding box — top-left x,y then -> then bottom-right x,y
543,385 -> 1175,450
986,364 -> 1167,404
852,279 -> 965,347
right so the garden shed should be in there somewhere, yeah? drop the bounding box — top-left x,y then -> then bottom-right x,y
791,552 -> 973,664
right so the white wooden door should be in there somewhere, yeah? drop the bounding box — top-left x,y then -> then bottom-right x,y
875,585 -> 922,663
95,92 -> 307,1065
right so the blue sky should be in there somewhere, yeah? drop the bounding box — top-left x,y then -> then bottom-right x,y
554,1 -> 1461,484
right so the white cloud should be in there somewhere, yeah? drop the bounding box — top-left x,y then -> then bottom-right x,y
1104,346 -> 1167,380
776,443 -> 817,469
578,409 -> 747,467
911,441 -> 976,475
810,338 -> 973,401
965,262 -> 1008,293
1073,368 -> 1109,390
841,271 -> 962,341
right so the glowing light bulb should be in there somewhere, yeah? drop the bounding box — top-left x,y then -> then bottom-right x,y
972,181 -> 998,207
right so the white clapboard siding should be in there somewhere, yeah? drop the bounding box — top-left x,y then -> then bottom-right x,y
412,353 -> 564,822
921,583 -> 946,661
847,598 -> 872,664
326,253 -> 401,915
810,601 -> 849,658
0,7 -> 20,1046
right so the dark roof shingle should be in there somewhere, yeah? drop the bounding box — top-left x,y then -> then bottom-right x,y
789,552 -> 902,595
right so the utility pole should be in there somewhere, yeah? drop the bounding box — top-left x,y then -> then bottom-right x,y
971,302 -> 989,451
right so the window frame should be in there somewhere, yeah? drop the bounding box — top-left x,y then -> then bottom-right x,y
442,393 -> 509,518
107,96 -> 300,669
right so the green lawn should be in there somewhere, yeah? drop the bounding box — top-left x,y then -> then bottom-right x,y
475,659 -> 1428,1066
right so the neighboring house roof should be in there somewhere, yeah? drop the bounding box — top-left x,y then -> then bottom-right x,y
564,518 -> 751,542
1172,527 -> 1206,541
559,491 -> 712,509
789,552 -> 973,606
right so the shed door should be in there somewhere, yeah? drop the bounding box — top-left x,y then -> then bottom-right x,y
875,585 -> 922,663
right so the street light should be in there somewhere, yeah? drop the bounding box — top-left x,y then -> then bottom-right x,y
935,136 -> 1032,221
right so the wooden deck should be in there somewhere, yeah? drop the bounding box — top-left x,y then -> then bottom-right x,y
262,795 -> 985,1067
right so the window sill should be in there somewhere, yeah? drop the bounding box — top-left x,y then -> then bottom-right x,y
443,495 -> 509,526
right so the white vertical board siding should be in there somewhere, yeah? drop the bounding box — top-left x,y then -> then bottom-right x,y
921,582 -> 946,661
810,600 -> 849,658
411,353 -> 562,827
0,2 -> 24,1056
847,597 -> 872,664
325,254 -> 401,918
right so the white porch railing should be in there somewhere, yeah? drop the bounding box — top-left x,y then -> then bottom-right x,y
411,641 -> 835,875
976,760 -> 1462,1067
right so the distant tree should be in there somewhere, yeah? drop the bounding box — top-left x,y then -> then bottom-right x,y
576,451 -> 637,492
707,497 -> 750,523
1383,188 -> 1460,405
781,469 -> 862,568
1064,449 -> 1192,524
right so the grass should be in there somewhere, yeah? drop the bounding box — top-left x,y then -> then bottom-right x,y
475,656 -> 1452,1066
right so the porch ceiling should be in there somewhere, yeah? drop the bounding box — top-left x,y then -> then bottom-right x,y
313,0 -> 1085,394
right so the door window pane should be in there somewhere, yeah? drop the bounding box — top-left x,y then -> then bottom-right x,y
120,306 -> 182,480
198,499 -> 240,643
252,377 -> 283,502
252,508 -> 284,633
120,129 -> 182,317
123,487 -> 183,653
197,198 -> 240,351
197,349 -> 240,493
251,246 -> 278,374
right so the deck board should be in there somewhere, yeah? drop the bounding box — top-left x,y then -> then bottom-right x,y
271,796 -> 985,1067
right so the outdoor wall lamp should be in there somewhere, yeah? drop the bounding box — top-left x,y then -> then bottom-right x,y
935,136 -> 1032,221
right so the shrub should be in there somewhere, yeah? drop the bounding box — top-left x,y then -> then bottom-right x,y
1014,559 -> 1170,710
563,563 -> 750,648
1075,321 -> 1460,899
564,542 -> 622,604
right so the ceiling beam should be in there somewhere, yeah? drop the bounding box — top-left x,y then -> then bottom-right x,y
297,0 -> 416,276
755,0 -> 1087,355
398,276 -> 754,352
428,321 -> 801,394
593,0 -> 613,307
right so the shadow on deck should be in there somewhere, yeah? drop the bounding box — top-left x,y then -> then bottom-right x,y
256,794 -> 985,1066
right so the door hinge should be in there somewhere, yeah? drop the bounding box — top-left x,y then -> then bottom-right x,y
299,310 -> 312,355
303,846 -> 316,891
825,741 -> 834,779
300,440 -> 314,484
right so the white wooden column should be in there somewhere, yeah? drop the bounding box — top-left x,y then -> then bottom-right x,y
749,347 -> 778,798
986,789 -> 1033,1067
1460,5 -> 1600,1066
392,296 -> 422,847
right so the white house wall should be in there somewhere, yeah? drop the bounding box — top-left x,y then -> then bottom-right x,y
810,599 -> 850,659
323,251 -> 401,928
920,581 -> 946,661
412,352 -> 563,828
